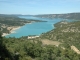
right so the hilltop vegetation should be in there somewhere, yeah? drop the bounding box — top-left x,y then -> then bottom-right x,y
0,35 -> 80,60
35,13 -> 80,20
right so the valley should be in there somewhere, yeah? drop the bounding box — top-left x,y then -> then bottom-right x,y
0,13 -> 80,60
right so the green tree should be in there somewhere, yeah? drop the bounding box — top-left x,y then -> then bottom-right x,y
0,32 -> 12,60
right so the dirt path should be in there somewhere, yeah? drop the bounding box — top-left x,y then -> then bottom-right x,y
71,45 -> 80,54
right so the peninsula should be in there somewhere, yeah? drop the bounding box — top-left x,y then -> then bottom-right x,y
0,14 -> 47,36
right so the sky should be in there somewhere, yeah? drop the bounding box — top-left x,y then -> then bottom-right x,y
0,0 -> 80,15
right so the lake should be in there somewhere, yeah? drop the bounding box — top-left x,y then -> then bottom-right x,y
6,16 -> 63,38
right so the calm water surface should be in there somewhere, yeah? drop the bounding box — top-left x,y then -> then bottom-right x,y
6,16 -> 62,38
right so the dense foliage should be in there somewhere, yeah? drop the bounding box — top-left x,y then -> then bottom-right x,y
0,32 -> 12,60
1,37 -> 80,60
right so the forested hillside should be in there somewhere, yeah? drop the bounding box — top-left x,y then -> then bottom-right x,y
0,35 -> 80,60
40,21 -> 80,50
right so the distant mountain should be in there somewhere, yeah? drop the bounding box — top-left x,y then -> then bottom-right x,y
0,14 -> 33,17
0,14 -> 18,18
35,12 -> 80,20
9,14 -> 33,16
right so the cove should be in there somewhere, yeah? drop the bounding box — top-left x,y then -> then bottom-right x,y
6,16 -> 62,38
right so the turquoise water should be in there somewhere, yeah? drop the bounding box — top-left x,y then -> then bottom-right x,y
6,16 -> 62,38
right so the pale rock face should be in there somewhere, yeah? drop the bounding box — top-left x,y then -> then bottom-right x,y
28,36 -> 39,39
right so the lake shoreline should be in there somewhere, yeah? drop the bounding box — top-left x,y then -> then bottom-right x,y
3,16 -> 62,38
2,26 -> 21,37
2,22 -> 35,37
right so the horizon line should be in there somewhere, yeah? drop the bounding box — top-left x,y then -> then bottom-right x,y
0,12 -> 80,15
